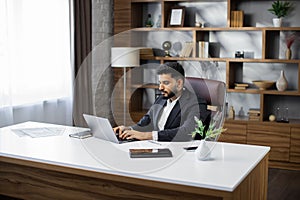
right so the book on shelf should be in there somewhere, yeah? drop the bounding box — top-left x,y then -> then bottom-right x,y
230,10 -> 244,27
248,108 -> 260,115
248,108 -> 260,112
249,117 -> 260,121
234,83 -> 248,90
180,42 -> 193,57
234,86 -> 247,90
198,41 -> 209,58
248,113 -> 260,117
235,83 -> 249,87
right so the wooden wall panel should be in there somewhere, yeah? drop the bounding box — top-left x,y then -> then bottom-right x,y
114,0 -> 131,34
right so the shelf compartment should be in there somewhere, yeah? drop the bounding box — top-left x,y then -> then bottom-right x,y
263,94 -> 300,122
227,61 -> 300,92
264,29 -> 300,60
131,1 -> 162,28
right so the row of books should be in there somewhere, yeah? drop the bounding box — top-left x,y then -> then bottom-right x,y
248,108 -> 260,121
230,10 -> 244,27
180,42 -> 193,57
180,41 -> 209,58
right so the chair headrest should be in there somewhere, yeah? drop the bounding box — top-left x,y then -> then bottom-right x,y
185,77 -> 226,106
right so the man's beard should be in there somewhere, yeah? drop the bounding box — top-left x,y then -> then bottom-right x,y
161,90 -> 176,99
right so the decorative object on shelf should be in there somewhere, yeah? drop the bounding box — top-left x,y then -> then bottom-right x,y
269,114 -> 276,122
275,106 -> 289,122
152,48 -> 166,57
268,0 -> 293,27
235,51 -> 244,58
198,41 -> 209,58
192,113 -> 226,161
162,41 -> 172,57
195,12 -> 204,28
244,51 -> 255,59
195,22 -> 201,27
276,70 -> 288,91
230,10 -> 244,27
238,107 -> 245,117
285,47 -> 292,60
285,32 -> 299,59
252,80 -> 275,90
145,13 -> 153,27
168,6 -> 185,27
155,15 -> 162,28
248,108 -> 260,121
111,47 -> 140,126
228,106 -> 235,119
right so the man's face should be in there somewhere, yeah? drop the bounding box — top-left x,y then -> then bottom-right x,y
158,74 -> 183,100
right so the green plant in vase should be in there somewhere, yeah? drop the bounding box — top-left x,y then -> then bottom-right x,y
268,1 -> 293,27
192,112 -> 227,161
192,112 -> 226,141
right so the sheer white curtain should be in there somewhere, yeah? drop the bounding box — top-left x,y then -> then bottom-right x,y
0,0 -> 73,127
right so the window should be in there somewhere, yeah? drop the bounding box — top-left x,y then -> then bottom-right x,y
0,0 -> 73,126
0,0 -> 72,106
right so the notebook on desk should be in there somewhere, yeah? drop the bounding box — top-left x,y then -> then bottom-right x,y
83,114 -> 137,144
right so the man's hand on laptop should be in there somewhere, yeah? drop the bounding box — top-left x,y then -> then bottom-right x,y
113,126 -> 152,140
113,125 -> 130,135
119,129 -> 152,141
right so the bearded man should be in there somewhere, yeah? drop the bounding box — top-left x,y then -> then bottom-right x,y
113,62 -> 209,142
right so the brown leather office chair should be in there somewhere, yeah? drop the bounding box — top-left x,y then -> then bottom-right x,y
185,77 -> 226,140
185,77 -> 226,111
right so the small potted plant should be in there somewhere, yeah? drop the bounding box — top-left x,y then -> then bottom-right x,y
268,1 -> 293,27
192,112 -> 226,161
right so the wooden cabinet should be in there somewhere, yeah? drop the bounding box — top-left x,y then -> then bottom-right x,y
247,123 -> 290,162
220,120 -> 300,169
290,127 -> 300,163
219,121 -> 247,144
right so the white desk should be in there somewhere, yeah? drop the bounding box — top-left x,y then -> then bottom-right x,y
0,122 -> 270,200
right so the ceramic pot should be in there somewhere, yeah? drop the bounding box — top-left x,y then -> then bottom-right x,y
195,140 -> 214,161
272,18 -> 282,27
285,48 -> 292,60
276,70 -> 288,91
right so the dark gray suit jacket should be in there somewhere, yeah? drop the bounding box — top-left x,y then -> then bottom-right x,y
131,89 -> 210,141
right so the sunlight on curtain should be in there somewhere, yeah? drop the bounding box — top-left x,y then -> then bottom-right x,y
0,0 -> 73,127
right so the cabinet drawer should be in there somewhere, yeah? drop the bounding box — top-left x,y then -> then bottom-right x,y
219,123 -> 247,144
247,124 -> 290,161
290,128 -> 300,163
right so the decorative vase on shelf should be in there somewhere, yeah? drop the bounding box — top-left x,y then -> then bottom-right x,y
285,48 -> 292,59
276,70 -> 288,91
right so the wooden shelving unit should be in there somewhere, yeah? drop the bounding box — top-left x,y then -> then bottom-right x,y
113,0 -> 300,169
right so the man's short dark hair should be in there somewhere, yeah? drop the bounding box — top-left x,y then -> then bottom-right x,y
157,62 -> 185,80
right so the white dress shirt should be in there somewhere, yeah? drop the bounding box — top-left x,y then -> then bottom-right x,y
152,96 -> 180,141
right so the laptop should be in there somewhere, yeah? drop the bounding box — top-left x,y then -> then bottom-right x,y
83,114 -> 136,144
